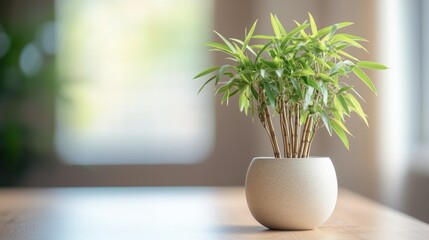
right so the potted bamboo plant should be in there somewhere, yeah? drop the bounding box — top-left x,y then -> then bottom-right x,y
195,13 -> 387,230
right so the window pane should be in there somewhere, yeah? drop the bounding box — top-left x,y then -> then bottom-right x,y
423,0 -> 429,143
55,0 -> 215,164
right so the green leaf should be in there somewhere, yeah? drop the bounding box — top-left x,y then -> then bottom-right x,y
320,83 -> 328,105
300,110 -> 310,125
245,45 -> 257,56
319,110 -> 332,135
306,78 -> 320,90
228,88 -> 239,97
356,61 -> 389,70
274,15 -> 287,36
328,23 -> 338,39
346,93 -> 368,126
263,82 -> 276,108
350,87 -> 366,102
335,43 -> 350,51
250,44 -> 264,49
227,69 -> 255,84
334,96 -> 345,120
315,22 -> 353,38
197,75 -> 216,94
270,13 -> 282,38
337,94 -> 350,115
290,78 -> 303,98
221,89 -> 230,105
318,73 -> 335,83
339,85 -> 354,93
304,86 -> 314,110
343,60 -> 355,67
260,69 -> 266,78
250,85 -> 259,100
225,57 -> 238,62
194,66 -> 220,79
280,24 -> 310,48
331,118 -> 352,135
252,35 -> 275,39
337,50 -> 359,61
255,40 -> 273,63
232,42 -> 246,61
216,64 -> 232,84
230,38 -> 257,56
292,69 -> 315,77
213,30 -> 237,54
330,118 -> 350,149
308,12 -> 318,36
260,59 -> 277,68
243,20 -> 258,51
329,60 -> 354,76
352,66 -> 377,94
332,107 -> 343,122
239,88 -> 250,115
330,62 -> 344,76
205,42 -> 232,54
294,20 -> 309,38
332,34 -> 367,51
217,84 -> 232,95
216,83 -> 231,94
315,57 -> 331,69
230,38 -> 245,45
335,33 -> 368,42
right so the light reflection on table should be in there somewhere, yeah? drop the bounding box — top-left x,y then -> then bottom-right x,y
0,187 -> 428,240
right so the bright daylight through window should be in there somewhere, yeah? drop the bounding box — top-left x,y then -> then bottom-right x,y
55,0 -> 215,164
423,0 -> 429,143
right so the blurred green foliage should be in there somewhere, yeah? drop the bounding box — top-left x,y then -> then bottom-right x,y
0,21 -> 57,185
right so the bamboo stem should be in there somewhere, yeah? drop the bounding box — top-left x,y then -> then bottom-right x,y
280,100 -> 291,158
279,112 -> 286,156
263,123 -> 276,155
289,109 -> 295,158
293,106 -> 300,157
301,116 -> 314,157
258,89 -> 281,158
285,103 -> 292,157
299,115 -> 312,157
264,106 -> 281,158
259,108 -> 278,159
305,118 -> 319,157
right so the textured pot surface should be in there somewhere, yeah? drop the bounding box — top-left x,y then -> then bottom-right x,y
245,157 -> 338,230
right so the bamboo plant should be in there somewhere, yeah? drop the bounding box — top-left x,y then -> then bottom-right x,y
194,13 -> 388,158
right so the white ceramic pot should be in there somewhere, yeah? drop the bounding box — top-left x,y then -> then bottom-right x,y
245,157 -> 337,230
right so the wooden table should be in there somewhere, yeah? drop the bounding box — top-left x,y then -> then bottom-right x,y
0,187 -> 428,240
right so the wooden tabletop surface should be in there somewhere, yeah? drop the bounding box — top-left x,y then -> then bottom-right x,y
0,187 -> 428,240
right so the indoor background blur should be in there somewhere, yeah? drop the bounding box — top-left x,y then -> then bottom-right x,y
0,0 -> 428,223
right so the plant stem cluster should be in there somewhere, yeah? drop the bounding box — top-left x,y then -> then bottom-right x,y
195,13 -> 387,158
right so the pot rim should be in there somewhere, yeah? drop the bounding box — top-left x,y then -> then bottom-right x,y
252,156 -> 330,161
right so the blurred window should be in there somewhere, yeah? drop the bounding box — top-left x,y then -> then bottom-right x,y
423,0 -> 429,143
55,0 -> 215,164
